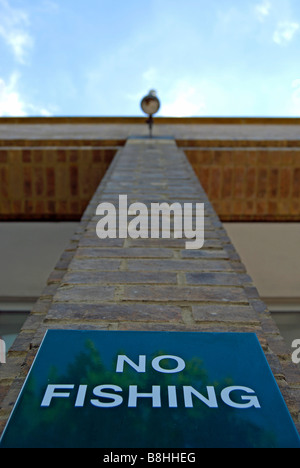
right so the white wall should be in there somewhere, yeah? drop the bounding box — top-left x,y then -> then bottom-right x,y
0,221 -> 299,345
224,223 -> 300,347
0,223 -> 78,301
1,222 -> 298,302
224,223 -> 300,301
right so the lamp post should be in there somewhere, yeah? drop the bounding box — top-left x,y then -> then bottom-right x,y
140,90 -> 160,138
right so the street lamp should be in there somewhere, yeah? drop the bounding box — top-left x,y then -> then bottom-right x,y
140,90 -> 160,138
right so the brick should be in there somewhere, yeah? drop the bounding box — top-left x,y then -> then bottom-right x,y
33,149 -> 43,163
20,313 -> 45,331
0,150 -> 7,163
54,285 -> 115,302
127,237 -> 220,248
46,167 -> 55,197
221,166 -> 233,199
24,200 -> 33,214
12,200 -> 22,214
119,321 -> 264,334
181,249 -> 229,259
93,148 -> 103,162
0,383 -> 10,405
0,146 -> 115,220
23,167 -> 32,197
55,251 -> 75,269
186,272 -> 241,286
244,200 -> 254,216
257,168 -> 268,198
197,167 -> 210,192
0,168 -> 8,198
57,149 -> 66,162
245,167 -> 256,198
76,247 -> 173,258
0,378 -> 25,412
68,148 -> 77,162
192,304 -> 259,324
270,168 -> 279,198
210,167 -> 222,199
256,200 -> 268,215
47,268 -> 67,283
293,168 -> 300,197
69,258 -> 121,271
280,168 -> 292,198
78,237 -> 126,247
122,285 -> 248,303
233,167 -> 245,198
47,302 -> 183,323
70,165 -> 78,196
22,149 -> 31,163
34,167 -> 44,196
62,270 -> 177,285
9,331 -> 34,353
127,259 -> 233,272
47,200 -> 56,214
0,355 -> 26,380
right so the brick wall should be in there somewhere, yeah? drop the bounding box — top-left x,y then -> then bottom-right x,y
0,137 -> 299,438
1,118 -> 300,221
0,144 -> 119,220
184,146 -> 300,221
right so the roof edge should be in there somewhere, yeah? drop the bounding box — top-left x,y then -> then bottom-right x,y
0,116 -> 300,125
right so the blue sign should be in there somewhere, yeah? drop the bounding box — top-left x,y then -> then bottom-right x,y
1,330 -> 299,448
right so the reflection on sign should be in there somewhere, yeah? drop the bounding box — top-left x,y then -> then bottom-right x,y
0,330 -> 299,448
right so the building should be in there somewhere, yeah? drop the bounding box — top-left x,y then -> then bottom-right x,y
0,116 -> 299,445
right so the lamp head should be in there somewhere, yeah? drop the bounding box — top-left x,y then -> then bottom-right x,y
140,90 -> 160,116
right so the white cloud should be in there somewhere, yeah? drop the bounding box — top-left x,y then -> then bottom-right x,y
0,73 -> 27,116
162,80 -> 206,117
0,0 -> 33,64
273,21 -> 299,45
255,0 -> 272,22
0,73 -> 52,116
289,79 -> 300,115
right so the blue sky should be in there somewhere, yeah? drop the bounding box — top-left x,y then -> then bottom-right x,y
0,0 -> 300,117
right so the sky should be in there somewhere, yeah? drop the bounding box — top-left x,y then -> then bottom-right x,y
0,0 -> 300,117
